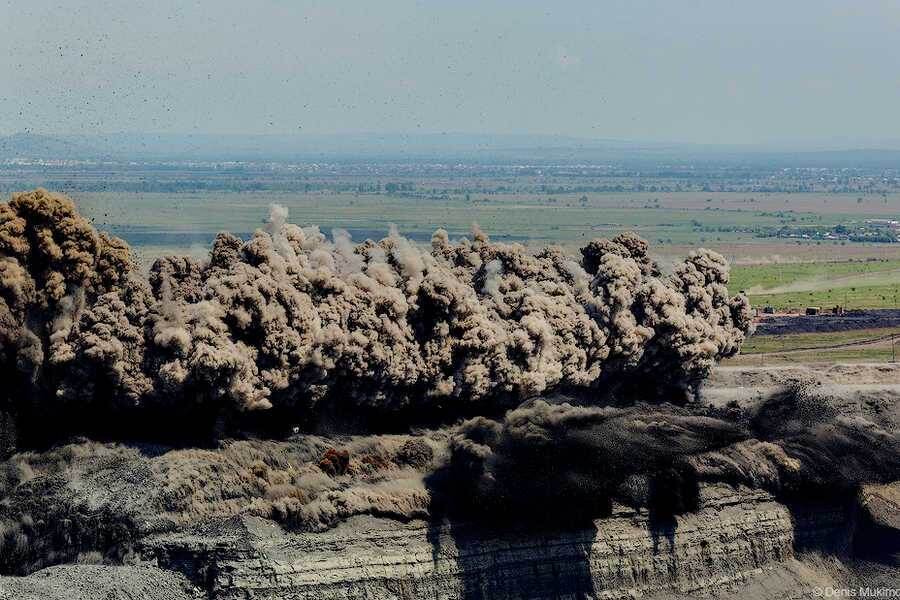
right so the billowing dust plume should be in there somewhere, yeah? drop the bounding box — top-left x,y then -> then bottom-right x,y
0,189 -> 751,427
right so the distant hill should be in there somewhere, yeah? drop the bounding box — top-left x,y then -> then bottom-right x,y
59,132 -> 680,163
2,131 -> 900,167
0,132 -> 685,163
0,133 -> 107,160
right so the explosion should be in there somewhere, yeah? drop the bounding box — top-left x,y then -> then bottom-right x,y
2,190 -> 899,554
0,189 -> 751,437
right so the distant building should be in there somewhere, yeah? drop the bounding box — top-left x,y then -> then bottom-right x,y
865,219 -> 900,230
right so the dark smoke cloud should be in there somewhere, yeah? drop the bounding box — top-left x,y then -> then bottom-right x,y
440,381 -> 900,525
0,190 -> 751,428
438,399 -> 747,523
690,380 -> 900,496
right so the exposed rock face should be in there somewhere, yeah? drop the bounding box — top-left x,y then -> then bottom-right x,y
143,486 -> 797,599
0,362 -> 896,598
856,483 -> 900,562
0,455 -> 893,599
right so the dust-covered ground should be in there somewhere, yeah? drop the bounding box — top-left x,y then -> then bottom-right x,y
703,362 -> 900,410
0,363 -> 897,598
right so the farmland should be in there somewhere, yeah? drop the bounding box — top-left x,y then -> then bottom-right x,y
729,259 -> 900,292
744,282 -> 900,311
58,189 -> 900,262
729,259 -> 900,310
725,326 -> 900,365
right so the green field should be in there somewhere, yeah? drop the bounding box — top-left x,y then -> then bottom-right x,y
64,190 -> 900,270
729,260 -> 900,310
729,260 -> 900,292
745,283 -> 900,310
726,326 -> 900,365
728,346 -> 897,365
739,327 -> 900,354
74,190 -> 832,248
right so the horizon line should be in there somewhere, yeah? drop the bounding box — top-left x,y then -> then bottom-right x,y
6,130 -> 900,157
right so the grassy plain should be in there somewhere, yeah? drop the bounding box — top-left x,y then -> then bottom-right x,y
725,326 -> 900,365
745,283 -> 900,311
729,260 -> 900,292
726,346 -> 897,365
739,326 -> 900,354
67,190 -> 900,262
729,260 -> 900,310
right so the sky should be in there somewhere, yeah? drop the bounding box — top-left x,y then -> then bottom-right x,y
2,0 -> 900,146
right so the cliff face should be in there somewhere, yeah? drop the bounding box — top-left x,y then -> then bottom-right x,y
143,486 -> 800,600
2,359 -> 897,599
0,478 -> 889,599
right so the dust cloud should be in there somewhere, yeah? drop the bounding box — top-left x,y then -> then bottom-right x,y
0,189 -> 751,428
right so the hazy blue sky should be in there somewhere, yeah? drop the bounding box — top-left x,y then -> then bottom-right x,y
2,0 -> 899,145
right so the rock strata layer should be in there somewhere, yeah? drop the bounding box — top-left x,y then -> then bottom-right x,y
144,486 -> 797,599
